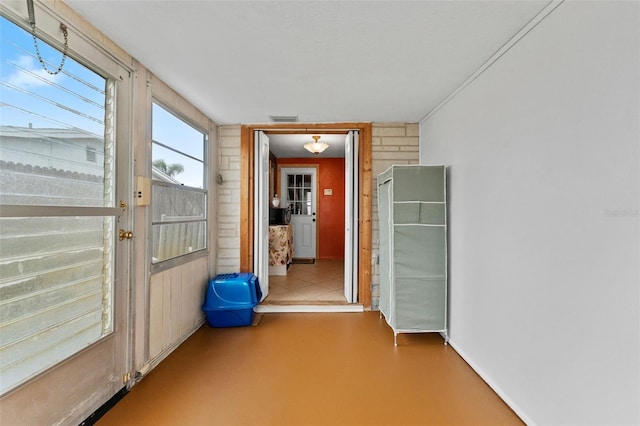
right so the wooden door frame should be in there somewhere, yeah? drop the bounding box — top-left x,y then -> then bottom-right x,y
240,123 -> 372,308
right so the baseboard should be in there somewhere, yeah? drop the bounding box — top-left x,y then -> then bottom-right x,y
255,304 -> 364,313
448,338 -> 533,425
79,387 -> 128,426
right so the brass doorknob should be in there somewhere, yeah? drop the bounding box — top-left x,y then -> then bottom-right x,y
119,229 -> 133,240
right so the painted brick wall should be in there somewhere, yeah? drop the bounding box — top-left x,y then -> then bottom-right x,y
216,125 -> 242,272
216,122 -> 419,307
370,122 -> 419,309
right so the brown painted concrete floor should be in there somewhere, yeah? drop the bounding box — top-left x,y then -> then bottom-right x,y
98,312 -> 523,426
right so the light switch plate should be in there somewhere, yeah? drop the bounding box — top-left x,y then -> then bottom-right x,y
135,176 -> 151,206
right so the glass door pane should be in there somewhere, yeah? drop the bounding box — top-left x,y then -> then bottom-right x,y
286,173 -> 313,215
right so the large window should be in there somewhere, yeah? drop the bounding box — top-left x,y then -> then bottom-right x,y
151,102 -> 207,264
0,16 -> 116,394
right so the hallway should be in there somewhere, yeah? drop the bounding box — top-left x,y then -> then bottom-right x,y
265,259 -> 346,304
97,312 -> 522,425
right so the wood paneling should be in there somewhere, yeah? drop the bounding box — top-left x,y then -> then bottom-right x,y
149,257 -> 208,360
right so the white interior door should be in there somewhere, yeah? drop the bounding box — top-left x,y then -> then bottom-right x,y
344,131 -> 359,303
254,131 -> 269,300
281,167 -> 317,259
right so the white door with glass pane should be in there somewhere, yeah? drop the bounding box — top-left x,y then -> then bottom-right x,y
0,10 -> 130,425
281,167 -> 317,259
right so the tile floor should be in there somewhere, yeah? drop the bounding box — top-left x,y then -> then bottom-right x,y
264,259 -> 346,303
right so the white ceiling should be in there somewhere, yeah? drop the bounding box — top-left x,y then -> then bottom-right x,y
268,133 -> 347,158
65,0 -> 549,127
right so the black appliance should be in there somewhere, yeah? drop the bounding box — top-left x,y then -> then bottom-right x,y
269,207 -> 291,225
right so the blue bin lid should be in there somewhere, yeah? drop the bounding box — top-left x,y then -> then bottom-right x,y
203,273 -> 261,310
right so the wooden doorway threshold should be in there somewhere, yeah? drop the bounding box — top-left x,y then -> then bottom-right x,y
255,304 -> 365,313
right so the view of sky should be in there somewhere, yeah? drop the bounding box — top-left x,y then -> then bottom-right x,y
0,16 -> 105,137
152,102 -> 205,189
1,16 -> 205,189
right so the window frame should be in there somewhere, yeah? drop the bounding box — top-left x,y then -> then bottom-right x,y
149,97 -> 209,273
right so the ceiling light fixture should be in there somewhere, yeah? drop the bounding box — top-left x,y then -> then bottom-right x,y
304,135 -> 329,155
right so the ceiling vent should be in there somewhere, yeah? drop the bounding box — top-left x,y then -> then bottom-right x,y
269,115 -> 298,123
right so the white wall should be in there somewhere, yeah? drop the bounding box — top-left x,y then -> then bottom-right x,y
419,1 -> 639,425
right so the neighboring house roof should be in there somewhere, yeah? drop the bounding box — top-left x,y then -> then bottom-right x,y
152,167 -> 181,184
0,125 -> 102,143
1,125 -> 182,184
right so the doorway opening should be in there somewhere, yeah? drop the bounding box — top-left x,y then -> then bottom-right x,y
239,123 -> 373,309
257,132 -> 354,305
267,163 -> 336,303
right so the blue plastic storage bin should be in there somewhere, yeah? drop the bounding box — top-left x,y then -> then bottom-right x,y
202,273 -> 262,327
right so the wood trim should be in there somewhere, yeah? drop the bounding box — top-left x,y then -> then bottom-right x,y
358,123 -> 372,309
255,123 -> 371,131
240,123 -> 372,309
264,130 -> 353,136
240,126 -> 252,272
